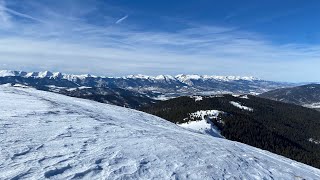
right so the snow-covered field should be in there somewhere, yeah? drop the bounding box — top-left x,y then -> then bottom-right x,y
1,85 -> 320,179
179,110 -> 223,138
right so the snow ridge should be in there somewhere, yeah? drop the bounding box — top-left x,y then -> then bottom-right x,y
1,85 -> 320,179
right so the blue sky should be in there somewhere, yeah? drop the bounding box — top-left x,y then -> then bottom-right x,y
0,0 -> 319,82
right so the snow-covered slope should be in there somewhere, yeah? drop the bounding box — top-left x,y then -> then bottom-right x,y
179,110 -> 223,138
1,85 -> 320,179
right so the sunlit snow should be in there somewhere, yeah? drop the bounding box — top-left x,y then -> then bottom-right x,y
1,86 -> 320,179
179,110 -> 223,138
230,101 -> 253,111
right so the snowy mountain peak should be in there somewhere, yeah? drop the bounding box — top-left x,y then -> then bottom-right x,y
0,70 -> 16,77
62,74 -> 96,81
24,71 -> 55,78
0,70 -> 260,82
125,74 -> 151,79
38,71 -> 53,78
154,75 -> 175,80
176,74 -> 202,80
52,72 -> 63,79
0,70 -> 27,77
25,72 -> 37,78
75,74 -> 97,79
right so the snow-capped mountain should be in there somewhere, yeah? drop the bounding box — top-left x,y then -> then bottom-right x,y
0,70 -> 259,82
0,70 -> 293,101
1,85 -> 320,179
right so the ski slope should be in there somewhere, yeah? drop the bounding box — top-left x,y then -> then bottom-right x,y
1,85 -> 320,179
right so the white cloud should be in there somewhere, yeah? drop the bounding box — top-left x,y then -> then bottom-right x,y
0,0 -> 11,28
115,15 -> 128,24
0,0 -> 319,82
4,7 -> 45,23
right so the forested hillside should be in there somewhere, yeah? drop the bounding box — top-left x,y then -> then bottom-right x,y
260,84 -> 320,110
142,95 -> 320,168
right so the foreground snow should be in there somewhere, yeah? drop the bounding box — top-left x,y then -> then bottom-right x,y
1,86 -> 320,179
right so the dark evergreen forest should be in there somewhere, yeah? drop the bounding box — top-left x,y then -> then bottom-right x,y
142,95 -> 320,169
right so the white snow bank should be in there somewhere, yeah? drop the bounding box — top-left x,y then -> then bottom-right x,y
240,95 -> 249,99
67,86 -> 92,91
12,84 -> 29,88
179,110 -> 223,138
230,101 -> 253,111
309,138 -> 320,145
1,86 -> 320,179
153,95 -> 171,101
191,96 -> 203,102
179,119 -> 211,133
304,103 -> 320,109
189,110 -> 221,120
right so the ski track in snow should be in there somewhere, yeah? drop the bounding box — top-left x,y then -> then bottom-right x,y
1,86 -> 320,179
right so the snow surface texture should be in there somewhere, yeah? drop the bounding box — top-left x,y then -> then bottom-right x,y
179,110 -> 223,138
1,86 -> 320,179
230,101 -> 253,111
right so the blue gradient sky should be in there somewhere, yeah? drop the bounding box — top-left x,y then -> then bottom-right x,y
0,0 -> 319,82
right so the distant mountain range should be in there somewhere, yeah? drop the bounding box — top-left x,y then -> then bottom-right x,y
260,84 -> 320,110
0,70 -> 260,81
0,70 -> 294,108
0,70 -> 292,96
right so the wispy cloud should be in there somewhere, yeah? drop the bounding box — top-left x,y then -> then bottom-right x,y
115,15 -> 128,24
0,0 -> 11,27
0,0 -> 319,82
4,7 -> 45,23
